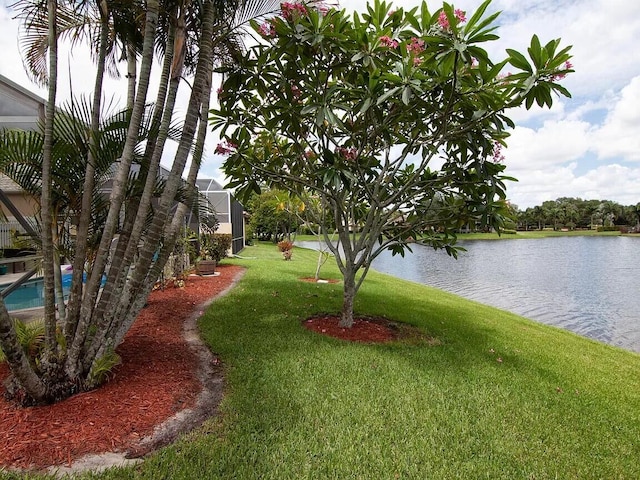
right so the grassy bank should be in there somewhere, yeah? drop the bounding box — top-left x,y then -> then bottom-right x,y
11,243 -> 639,479
457,230 -> 623,240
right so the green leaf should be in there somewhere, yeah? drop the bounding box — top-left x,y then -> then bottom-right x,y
359,97 -> 372,114
550,83 -> 572,98
506,49 -> 533,73
402,86 -> 412,105
376,86 -> 401,105
528,34 -> 542,69
464,0 -> 492,33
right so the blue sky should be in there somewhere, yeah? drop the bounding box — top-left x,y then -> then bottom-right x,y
1,0 -> 638,209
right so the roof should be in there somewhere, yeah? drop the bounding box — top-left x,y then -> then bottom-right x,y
0,174 -> 24,193
0,73 -> 46,106
196,178 -> 225,192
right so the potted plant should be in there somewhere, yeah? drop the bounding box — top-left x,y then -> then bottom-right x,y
196,232 -> 232,275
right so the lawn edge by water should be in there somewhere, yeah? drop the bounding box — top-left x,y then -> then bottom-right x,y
16,242 -> 638,480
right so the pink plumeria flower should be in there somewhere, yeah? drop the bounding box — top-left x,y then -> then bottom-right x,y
379,35 -> 399,48
437,8 -> 467,30
215,140 -> 237,155
281,1 -> 308,20
336,146 -> 357,161
258,22 -> 276,38
491,142 -> 505,163
407,37 -> 425,54
317,2 -> 330,15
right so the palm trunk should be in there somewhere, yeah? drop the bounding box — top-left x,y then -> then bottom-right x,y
114,94 -> 210,348
53,222 -> 66,320
83,1 -> 214,370
84,18 -> 181,360
91,17 -> 178,324
112,0 -> 215,331
65,1 -> 160,378
0,303 -> 47,402
63,9 -> 110,346
40,0 -> 58,358
126,43 -> 137,110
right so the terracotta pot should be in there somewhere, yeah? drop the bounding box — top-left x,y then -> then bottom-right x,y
196,259 -> 217,275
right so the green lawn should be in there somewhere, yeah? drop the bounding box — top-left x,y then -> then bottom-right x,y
8,242 -> 639,479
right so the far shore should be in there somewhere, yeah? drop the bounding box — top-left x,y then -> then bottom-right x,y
292,229 -> 637,244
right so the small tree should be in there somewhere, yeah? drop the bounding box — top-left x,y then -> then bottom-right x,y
211,0 -> 573,327
246,188 -> 302,241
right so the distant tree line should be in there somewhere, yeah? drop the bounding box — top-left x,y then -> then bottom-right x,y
513,198 -> 640,231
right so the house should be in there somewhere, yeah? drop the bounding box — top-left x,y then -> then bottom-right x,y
192,178 -> 245,255
0,74 -> 244,254
0,73 -> 44,249
0,73 -> 44,131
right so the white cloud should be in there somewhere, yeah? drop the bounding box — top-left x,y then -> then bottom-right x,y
591,76 -> 640,162
506,163 -> 640,208
504,119 -> 592,170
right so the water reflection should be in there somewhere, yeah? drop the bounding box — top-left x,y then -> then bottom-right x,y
299,237 -> 640,353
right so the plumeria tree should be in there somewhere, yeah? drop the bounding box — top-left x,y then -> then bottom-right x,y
211,0 -> 573,327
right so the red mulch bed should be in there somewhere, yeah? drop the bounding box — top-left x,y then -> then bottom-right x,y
0,264 -> 242,471
304,314 -> 398,343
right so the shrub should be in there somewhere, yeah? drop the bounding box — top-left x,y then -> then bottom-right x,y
0,318 -> 45,363
277,240 -> 294,252
200,233 -> 232,262
277,240 -> 294,260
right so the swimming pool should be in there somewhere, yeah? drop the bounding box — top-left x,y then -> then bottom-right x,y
1,273 -> 103,311
1,278 -> 57,311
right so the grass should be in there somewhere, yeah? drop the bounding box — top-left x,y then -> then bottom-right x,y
5,242 -> 640,479
457,230 -> 623,240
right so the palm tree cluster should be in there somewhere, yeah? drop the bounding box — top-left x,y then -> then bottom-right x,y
0,0 -> 286,405
514,198 -> 640,231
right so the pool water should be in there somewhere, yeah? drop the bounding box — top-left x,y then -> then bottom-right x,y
1,273 -> 102,311
1,278 -> 57,311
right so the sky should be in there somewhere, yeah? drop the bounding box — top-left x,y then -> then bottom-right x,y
0,0 -> 639,209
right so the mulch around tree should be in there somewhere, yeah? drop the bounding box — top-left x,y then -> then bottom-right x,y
304,314 -> 398,343
0,264 -> 244,472
304,314 -> 439,345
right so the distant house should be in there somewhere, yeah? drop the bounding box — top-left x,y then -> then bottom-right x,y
192,178 -> 245,255
0,74 -> 244,255
0,74 -> 44,248
0,73 -> 44,131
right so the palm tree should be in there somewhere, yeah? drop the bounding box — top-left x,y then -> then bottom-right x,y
0,0 -> 309,405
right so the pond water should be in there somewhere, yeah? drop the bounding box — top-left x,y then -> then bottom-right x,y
300,236 -> 640,353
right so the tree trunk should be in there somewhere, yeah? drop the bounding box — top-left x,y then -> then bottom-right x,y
82,0 -> 214,371
40,0 -> 58,358
65,0 -> 160,378
52,221 -> 66,320
0,304 -> 47,403
86,18 -> 178,344
340,268 -> 356,327
126,43 -> 137,110
63,8 -> 110,347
